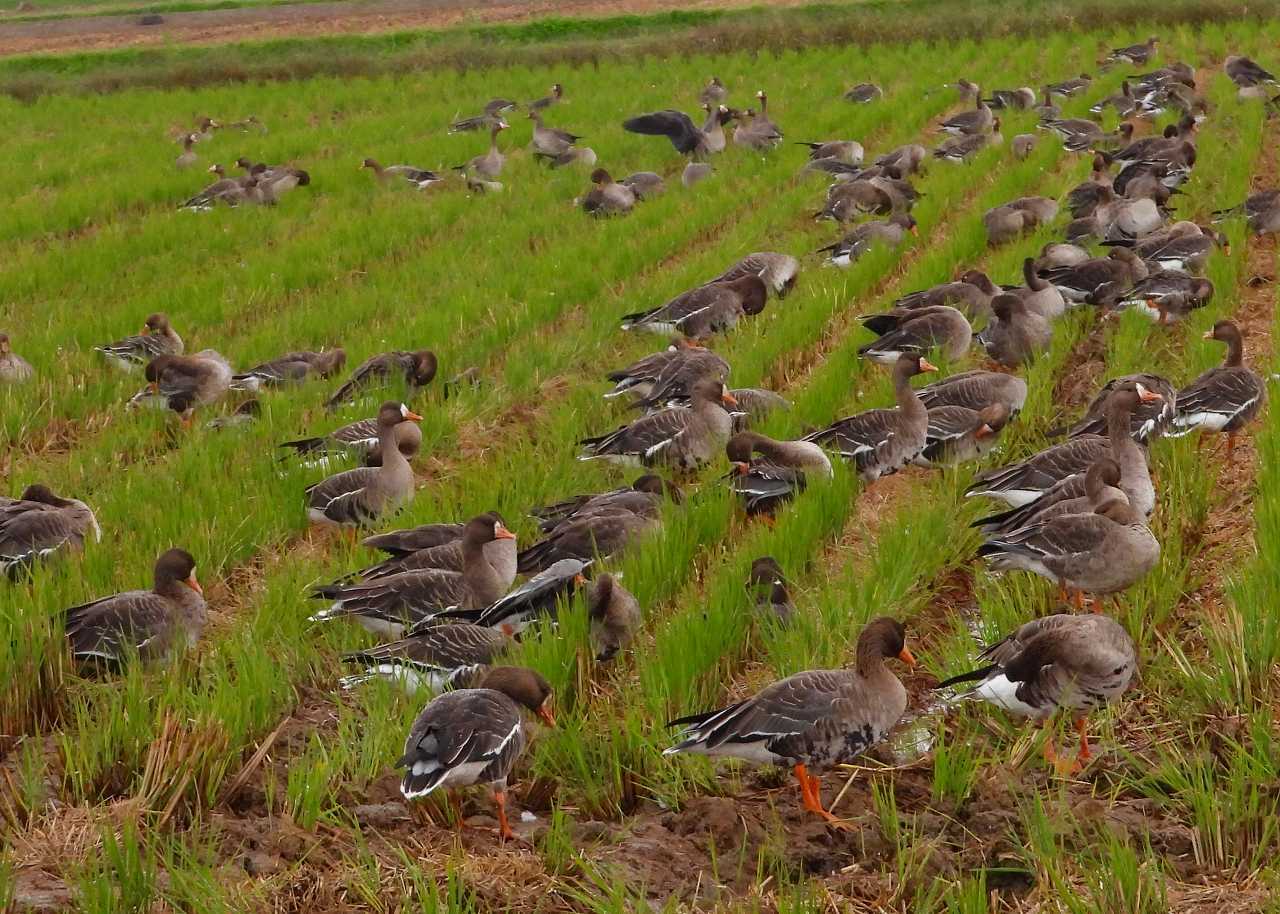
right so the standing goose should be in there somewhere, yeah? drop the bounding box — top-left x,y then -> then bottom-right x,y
304,402 -> 421,529
803,354 -> 937,481
915,403 -> 1011,468
725,430 -> 833,515
339,622 -> 509,694
64,548 -> 206,668
747,556 -> 796,622
1169,320 -> 1266,457
325,349 -> 437,409
529,83 -> 564,111
916,370 -> 1028,416
0,484 -> 101,577
0,333 -> 34,383
858,305 -> 972,364
732,106 -> 783,151
699,77 -> 728,106
976,294 -> 1052,368
818,213 -> 917,268
362,158 -> 442,189
529,111 -> 582,157
699,104 -> 733,154
1046,74 -> 1093,97
1225,55 -> 1276,88
127,351 -> 233,422
587,573 -> 642,662
973,457 -> 1128,537
578,378 -> 738,470
935,614 -> 1135,773
580,169 -> 637,217
665,617 -> 914,826
938,97 -> 994,136
1064,373 -> 1176,443
529,474 -> 681,534
398,666 -> 554,841
1115,272 -> 1214,323
231,349 -> 346,391
454,121 -> 508,181
1013,258 -> 1067,319
875,144 -> 928,175
95,312 -> 183,371
620,275 -> 768,339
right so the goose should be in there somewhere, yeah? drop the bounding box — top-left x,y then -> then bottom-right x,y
619,171 -> 664,198
933,121 -> 1002,162
0,333 -> 34,383
916,369 -> 1028,416
983,196 -> 1059,246
1011,134 -> 1037,160
179,163 -> 254,210
892,270 -> 1000,323
817,213 -> 916,268
874,143 -> 928,175
398,666 -> 554,841
725,431 -> 832,515
665,617 -> 914,826
449,98 -> 518,133
0,484 -> 101,577
191,116 -> 219,142
858,305 -> 972,364
1046,74 -> 1092,96
254,166 -> 311,204
751,89 -> 783,137
1212,188 -> 1280,229
935,613 -> 1135,774
127,350 -> 233,422
915,402 -> 1011,468
529,83 -> 563,111
802,353 -> 936,481
683,159 -> 714,187
948,79 -> 981,103
976,294 -> 1051,368
1169,320 -> 1266,457
1108,122 -> 1193,169
622,108 -> 711,156
1128,63 -> 1194,91
324,349 -> 437,409
603,339 -> 729,402
1105,37 -> 1159,66
362,158 -> 442,188
1032,91 -> 1061,121
231,349 -> 346,391
64,548 -> 205,668
529,111 -> 582,157
620,274 -> 767,339
1035,242 -> 1091,272
578,378 -> 737,470
711,252 -> 800,298
453,121 -> 508,181
967,383 -> 1162,507
361,513 -> 519,572
587,573 -> 641,662
339,622 -> 509,694
529,475 -> 681,534
973,456 -> 1128,537
1114,271 -> 1214,323
1013,257 -> 1067,319
1064,373 -> 1176,445
984,87 -> 1036,110
580,169 -> 637,217
732,106 -> 783,151
747,556 -> 795,622
438,558 -> 590,635
1113,223 -> 1225,273
327,511 -> 516,590
938,98 -> 994,136
820,175 -> 916,221
699,103 -> 733,154
1039,117 -> 1107,149
304,402 -> 421,530
310,514 -> 515,635
517,508 -> 659,575
844,83 -> 883,103
1066,155 -> 1114,218
175,134 -> 197,169
1071,121 -> 1133,154
796,139 -> 864,165
279,414 -> 422,468
622,346 -> 731,410
1225,55 -> 1277,89
1089,81 -> 1136,117
1041,248 -> 1147,302
699,77 -> 728,106
95,312 -> 183,371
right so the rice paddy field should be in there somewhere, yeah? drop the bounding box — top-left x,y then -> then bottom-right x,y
2,5 -> 1280,912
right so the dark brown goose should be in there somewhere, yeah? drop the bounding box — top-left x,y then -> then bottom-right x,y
95,312 -> 183,371
588,573 -> 642,662
620,275 -> 768,338
578,379 -> 737,470
325,350 -> 437,409
1170,320 -> 1266,457
339,622 -> 510,693
0,484 -> 101,577
0,332 -> 34,383
975,294 -> 1051,368
528,474 -> 680,534
915,369 -> 1028,416
64,548 -> 205,668
665,617 -> 914,826
726,431 -> 833,515
231,348 -> 346,391
304,402 -> 421,529
622,108 -> 711,156
858,305 -> 972,364
915,403 -> 1011,468
398,666 -> 554,841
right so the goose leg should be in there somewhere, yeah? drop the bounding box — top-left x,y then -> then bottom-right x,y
1072,589 -> 1085,611
1226,432 -> 1237,461
794,764 -> 848,828
1057,584 -> 1069,603
1074,715 -> 1092,761
1043,718 -> 1082,776
493,789 -> 515,841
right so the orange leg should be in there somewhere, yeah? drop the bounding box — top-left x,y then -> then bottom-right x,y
1072,589 -> 1085,612
493,789 -> 515,842
1057,584 -> 1069,604
451,791 -> 465,830
794,764 -> 847,828
1226,432 -> 1237,462
1075,715 -> 1092,761
1042,718 -> 1081,776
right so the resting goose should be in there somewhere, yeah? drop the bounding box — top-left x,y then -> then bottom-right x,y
1225,55 -> 1276,88
748,556 -> 796,622
984,197 -> 1059,246
604,340 -> 729,404
843,83 -> 883,103
304,402 -> 421,529
916,369 -> 1028,416
1090,81 -> 1137,118
875,144 -> 928,175
665,617 -> 914,826
517,508 -> 659,575
620,171 -> 664,198
818,213 -> 916,268
588,573 -> 642,662
95,312 -> 183,371
1125,226 -> 1226,274
279,413 -> 421,468
0,484 -> 101,577
1105,37 -> 1159,66
310,514 -> 515,635
64,548 -> 205,668
682,158 -> 713,188
362,158 -> 442,189
398,666 -> 554,841
699,77 -> 728,106
578,378 -> 737,470
893,270 -> 999,323
916,403 -> 1011,468
976,294 -> 1051,368
529,111 -> 582,157
803,353 -> 936,481
984,87 -> 1036,110
0,333 -> 33,383
797,139 -> 865,165
529,83 -> 564,111
1212,188 -> 1280,235
580,169 -> 637,217
1115,271 -> 1214,323
1064,373 -> 1176,442
1042,248 -> 1147,303
935,613 -> 1135,773
231,349 -> 346,391
325,349 -> 437,409
1012,258 -> 1067,320
933,121 -> 1002,162
179,164 -> 251,210
620,275 -> 767,339
128,350 -> 233,422
1169,320 -> 1266,457
820,175 -> 916,221
340,622 -> 508,694
711,252 -> 800,298
1046,74 -> 1092,96
529,474 -> 680,534
725,431 -> 832,515
1035,242 -> 1091,272
442,558 -> 589,634
938,98 -> 994,136
858,305 -> 972,364
973,457 -> 1127,537
1066,155 -> 1114,219
329,511 -> 517,590
453,122 -> 508,181
1011,134 -> 1037,160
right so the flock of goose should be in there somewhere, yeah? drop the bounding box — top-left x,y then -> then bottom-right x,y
2,37 -> 1276,839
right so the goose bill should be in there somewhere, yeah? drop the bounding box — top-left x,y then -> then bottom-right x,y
186,572 -> 203,594
898,646 -> 917,666
537,702 -> 557,727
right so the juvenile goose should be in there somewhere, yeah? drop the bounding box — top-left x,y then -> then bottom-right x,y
916,369 -> 1028,416
1011,134 -> 1037,159
603,340 -> 729,403
1169,320 -> 1266,457
976,294 -> 1052,368
325,350 -> 437,409
128,350 -> 233,421
95,313 -> 183,371
0,484 -> 101,577
279,413 -> 422,467
803,354 -> 937,481
340,622 -> 509,694
916,403 -> 1011,468
858,305 -> 972,364
0,333 -> 33,383
231,349 -> 346,391
935,614 -> 1136,773
362,158 -> 442,188
747,556 -> 795,622
711,252 -> 801,298
529,111 -> 582,157
517,509 -> 659,575
1064,373 -> 1176,442
529,474 -> 681,534
725,431 -> 833,515
620,275 -> 767,340
578,378 -> 737,470
665,617 -> 914,826
818,213 -> 916,268
973,457 -> 1128,537
304,402 -> 421,529
453,121 -> 508,181
892,270 -> 1000,323
1115,271 -> 1214,323
588,573 -> 642,662
64,549 -> 205,668
398,666 -> 554,841
310,514 -> 515,635
844,83 -> 883,103
580,169 -> 637,217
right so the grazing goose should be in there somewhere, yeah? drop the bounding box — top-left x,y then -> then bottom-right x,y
916,403 -> 1011,468
916,369 -> 1028,416
699,77 -> 728,106
454,122 -> 508,181
1169,320 -> 1266,457
984,87 -> 1036,110
279,413 -> 422,468
1115,271 -> 1214,323
1225,55 -> 1276,88
803,354 -> 937,481
325,349 -> 437,409
588,573 -> 641,662
935,614 -> 1136,773
603,340 -> 728,403
893,270 -> 1000,323
529,475 -> 681,534
175,134 -> 197,169
620,171 -> 665,199
1090,81 -> 1137,117
329,511 -> 516,590
95,312 -> 183,371
682,158 -> 714,187
311,514 -> 515,635
578,378 -> 737,470
620,275 -> 768,339
725,431 -> 832,515
748,556 -> 796,622
304,402 -> 421,529
0,484 -> 101,577
449,98 -> 518,133
874,143 -> 928,176
1046,74 -> 1093,96
231,349 -> 346,391
127,350 -> 233,422
844,82 -> 883,103
340,622 -> 508,694
1064,373 -> 1176,442
973,457 -> 1128,537
0,333 -> 34,383
580,169 -> 637,217
529,83 -> 563,111
1013,258 -> 1067,320
398,666 -> 554,841
933,120 -> 1002,162
362,158 -> 442,188
858,305 -> 972,364
529,111 -> 582,157
665,617 -> 914,826
967,383 -> 1162,508
1105,37 -> 1159,66
1042,248 -> 1147,303
796,139 -> 865,165
534,146 -> 598,169
64,548 -> 205,668
711,252 -> 801,298
818,213 -> 917,268
938,98 -> 994,136
983,197 -> 1059,246
517,508 -> 659,575
976,294 -> 1052,368
622,109 -> 710,156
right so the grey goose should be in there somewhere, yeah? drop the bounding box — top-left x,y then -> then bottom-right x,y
892,270 -> 1000,323
95,312 -> 183,371
0,484 -> 100,577
587,573 -> 642,662
127,350 -> 233,422
325,349 -> 437,409
362,158 -> 442,189
975,294 -> 1052,368
304,402 -> 421,530
747,556 -> 795,623
817,213 -> 916,268
620,274 -> 767,339
915,369 -> 1028,416
529,83 -> 563,111
339,622 -> 509,694
453,121 -> 508,181
725,430 -> 833,515
231,348 -> 346,391
843,82 -> 883,103
1169,320 -> 1266,456
858,305 -> 972,364
603,339 -> 729,403
580,169 -> 636,217
528,474 -> 681,535
972,456 -> 1128,538
578,378 -> 737,470
529,110 -> 582,157
915,402 -> 1011,468
1063,372 -> 1176,443
0,332 -> 34,383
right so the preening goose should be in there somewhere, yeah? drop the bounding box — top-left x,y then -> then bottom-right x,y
858,305 -> 972,364
578,378 -> 737,470
620,275 -> 767,339
231,349 -> 346,391
747,556 -> 795,623
665,617 -> 914,826
340,622 -> 509,694
938,98 -> 994,136
796,139 -> 865,165
976,294 -> 1052,368
874,143 -> 928,175
711,252 -> 801,298
325,349 -> 437,409
916,402 -> 1011,468
0,484 -> 100,577
984,87 -> 1036,110
619,171 -> 664,198
916,369 -> 1028,416
587,573 -> 642,662
127,350 -> 233,422
0,333 -> 34,383
973,456 -> 1128,537
1169,320 -> 1266,457
725,430 -> 833,515
818,213 -> 916,268
443,558 -> 590,633
580,169 -> 637,217
1011,134 -> 1037,159
517,508 -> 659,576
1123,226 -> 1226,274
95,312 -> 183,371
362,158 -> 442,188
603,340 -> 729,403
304,402 -> 421,530
398,666 -> 554,841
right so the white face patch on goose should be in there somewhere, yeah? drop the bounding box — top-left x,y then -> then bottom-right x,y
399,403 -> 410,418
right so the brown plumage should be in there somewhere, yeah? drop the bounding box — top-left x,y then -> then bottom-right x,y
325,350 -> 437,409
304,402 -> 421,529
